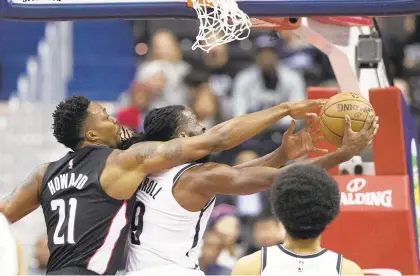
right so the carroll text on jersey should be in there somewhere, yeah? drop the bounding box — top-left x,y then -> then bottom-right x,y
139,177 -> 162,200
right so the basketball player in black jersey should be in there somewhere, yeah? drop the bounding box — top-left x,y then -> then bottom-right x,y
0,96 -> 325,275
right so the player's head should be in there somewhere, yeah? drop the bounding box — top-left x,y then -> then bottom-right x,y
118,105 -> 208,160
270,164 -> 340,240
143,105 -> 206,141
52,96 -> 122,150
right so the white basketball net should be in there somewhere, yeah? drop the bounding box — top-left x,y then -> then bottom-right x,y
191,0 -> 252,52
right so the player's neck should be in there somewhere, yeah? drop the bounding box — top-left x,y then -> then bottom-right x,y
281,234 -> 322,255
78,141 -> 107,149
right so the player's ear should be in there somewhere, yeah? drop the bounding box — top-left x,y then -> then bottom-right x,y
85,130 -> 99,142
178,131 -> 188,138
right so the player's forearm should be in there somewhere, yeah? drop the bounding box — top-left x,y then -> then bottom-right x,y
229,149 -> 353,195
0,201 -> 38,223
234,146 -> 289,169
207,103 -> 290,151
230,167 -> 281,195
293,147 -> 353,170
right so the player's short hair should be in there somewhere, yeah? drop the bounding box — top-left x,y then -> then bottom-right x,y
52,96 -> 90,150
143,105 -> 187,141
270,164 -> 340,239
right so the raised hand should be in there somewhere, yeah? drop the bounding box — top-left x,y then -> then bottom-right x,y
285,99 -> 327,120
281,119 -> 328,160
341,113 -> 379,154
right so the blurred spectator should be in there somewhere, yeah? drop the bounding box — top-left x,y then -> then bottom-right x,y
184,70 -> 219,129
277,30 -> 328,85
209,204 -> 246,274
243,215 -> 285,256
199,231 -> 225,275
248,216 -> 285,253
116,81 -> 153,130
394,77 -> 420,139
135,29 -> 191,108
234,150 -> 266,217
201,42 -> 241,120
28,235 -> 49,275
231,34 -> 306,132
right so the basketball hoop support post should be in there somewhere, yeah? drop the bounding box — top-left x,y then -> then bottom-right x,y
293,18 -> 390,99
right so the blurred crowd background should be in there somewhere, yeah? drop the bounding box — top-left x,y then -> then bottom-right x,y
1,15 -> 420,274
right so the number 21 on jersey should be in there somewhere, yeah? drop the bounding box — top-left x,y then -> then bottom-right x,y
51,198 -> 77,245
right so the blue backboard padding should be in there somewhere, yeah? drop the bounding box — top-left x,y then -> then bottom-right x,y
1,0 -> 420,20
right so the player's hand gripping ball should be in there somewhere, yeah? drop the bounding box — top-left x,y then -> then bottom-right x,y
319,92 -> 375,147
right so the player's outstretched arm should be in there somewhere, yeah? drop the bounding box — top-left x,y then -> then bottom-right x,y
184,113 -> 378,197
117,100 -> 326,174
0,164 -> 48,223
231,251 -> 262,275
185,143 -> 357,198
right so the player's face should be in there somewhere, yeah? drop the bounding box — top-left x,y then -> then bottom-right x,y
179,108 -> 210,162
85,102 -> 121,147
180,109 -> 206,137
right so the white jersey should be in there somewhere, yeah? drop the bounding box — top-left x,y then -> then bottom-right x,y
261,244 -> 343,276
126,163 -> 216,274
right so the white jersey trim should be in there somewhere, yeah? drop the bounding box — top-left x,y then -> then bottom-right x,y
336,254 -> 343,275
87,201 -> 127,274
277,244 -> 328,258
261,247 -> 267,273
168,163 -> 204,215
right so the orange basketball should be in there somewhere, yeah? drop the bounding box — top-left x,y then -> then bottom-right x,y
319,92 -> 375,147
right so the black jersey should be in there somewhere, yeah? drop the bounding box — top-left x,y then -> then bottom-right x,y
39,146 -> 131,275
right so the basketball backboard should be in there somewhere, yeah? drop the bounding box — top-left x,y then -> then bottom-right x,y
1,0 -> 420,20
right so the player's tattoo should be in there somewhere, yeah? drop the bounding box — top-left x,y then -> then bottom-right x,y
134,142 -> 159,163
2,166 -> 44,204
162,140 -> 182,160
132,140 -> 183,164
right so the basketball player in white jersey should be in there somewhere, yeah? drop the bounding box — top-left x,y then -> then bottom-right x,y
123,106 -> 377,276
232,164 -> 364,276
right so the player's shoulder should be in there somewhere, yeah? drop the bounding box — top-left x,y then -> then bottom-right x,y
341,257 -> 364,276
34,163 -> 50,180
232,250 -> 262,275
37,163 -> 50,173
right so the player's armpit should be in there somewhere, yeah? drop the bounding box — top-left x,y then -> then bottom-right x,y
231,251 -> 262,275
0,163 -> 48,223
341,258 -> 364,276
184,163 -> 280,198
